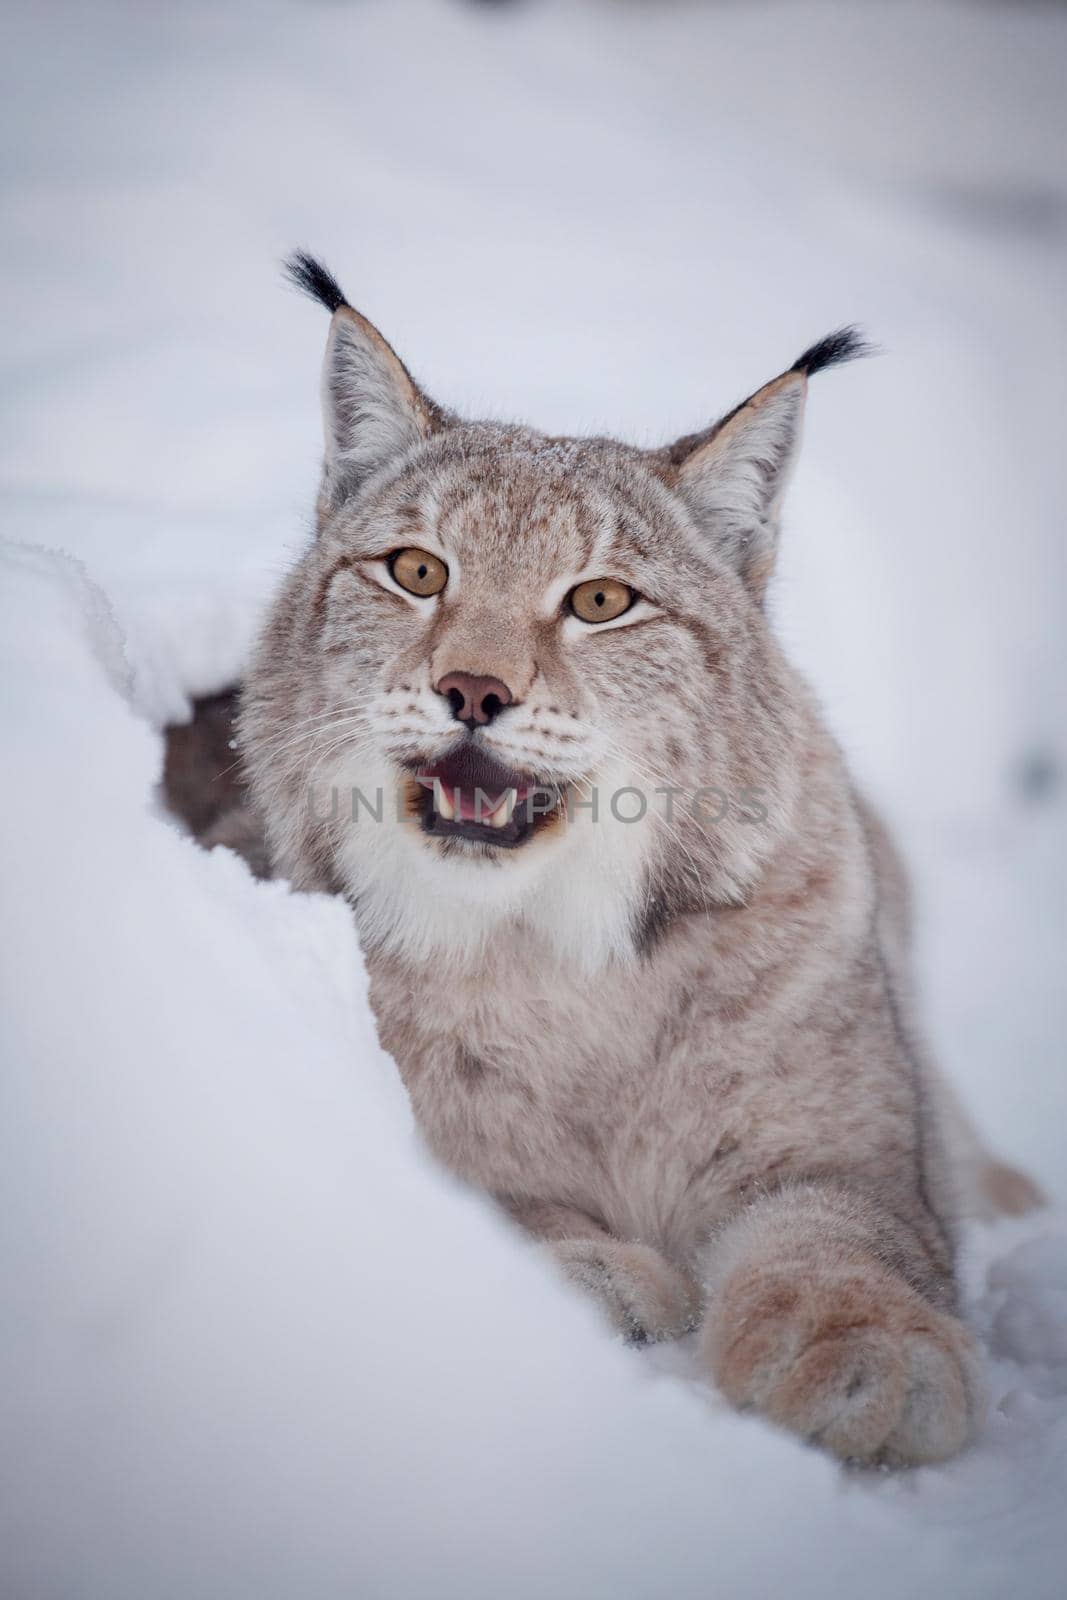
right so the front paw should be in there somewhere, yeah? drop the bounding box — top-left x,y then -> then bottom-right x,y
704,1261 -> 985,1463
547,1237 -> 701,1344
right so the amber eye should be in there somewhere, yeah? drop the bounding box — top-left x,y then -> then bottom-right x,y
568,577 -> 636,624
389,547 -> 448,597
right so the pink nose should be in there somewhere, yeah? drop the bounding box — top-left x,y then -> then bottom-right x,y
435,672 -> 513,727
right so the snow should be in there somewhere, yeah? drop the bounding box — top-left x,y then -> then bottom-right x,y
1,0 -> 1065,1594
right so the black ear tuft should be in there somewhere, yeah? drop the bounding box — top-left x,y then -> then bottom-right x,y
791,326 -> 874,378
283,250 -> 349,314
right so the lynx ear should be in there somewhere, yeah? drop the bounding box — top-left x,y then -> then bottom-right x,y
285,251 -> 441,507
668,328 -> 870,595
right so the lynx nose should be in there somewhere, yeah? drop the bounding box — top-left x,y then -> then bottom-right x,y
435,671 -> 513,728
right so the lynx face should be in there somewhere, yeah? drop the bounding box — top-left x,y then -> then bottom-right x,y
313,432 -> 764,858
240,255 -> 865,966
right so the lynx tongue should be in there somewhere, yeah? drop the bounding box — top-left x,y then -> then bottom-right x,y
419,745 -> 528,824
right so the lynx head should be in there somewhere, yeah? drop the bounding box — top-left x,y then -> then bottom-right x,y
240,252 -> 868,970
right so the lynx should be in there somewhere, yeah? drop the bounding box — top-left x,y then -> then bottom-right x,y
216,253 -> 1041,1464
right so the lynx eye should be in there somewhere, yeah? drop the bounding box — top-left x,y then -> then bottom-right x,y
389,547 -> 448,598
568,577 -> 635,624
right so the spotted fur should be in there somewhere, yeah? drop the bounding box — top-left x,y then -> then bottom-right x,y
236,256 -> 1041,1464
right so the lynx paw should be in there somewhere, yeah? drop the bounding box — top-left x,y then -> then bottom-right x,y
548,1237 -> 700,1344
704,1262 -> 985,1464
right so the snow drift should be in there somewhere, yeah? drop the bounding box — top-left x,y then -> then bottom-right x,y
2,0 -> 1066,1594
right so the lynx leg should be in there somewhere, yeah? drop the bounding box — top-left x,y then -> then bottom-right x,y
701,1184 -> 985,1464
548,1236 -> 702,1344
504,1198 -> 700,1344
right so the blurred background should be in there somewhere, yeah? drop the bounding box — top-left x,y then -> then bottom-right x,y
2,0 -> 1064,1201
2,6 -> 1067,1594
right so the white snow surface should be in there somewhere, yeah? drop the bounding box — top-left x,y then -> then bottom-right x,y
2,1 -> 1066,1595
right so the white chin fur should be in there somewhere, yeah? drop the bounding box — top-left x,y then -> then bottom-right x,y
326,751 -> 654,971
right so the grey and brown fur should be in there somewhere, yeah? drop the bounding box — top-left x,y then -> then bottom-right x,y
178,252 -> 1043,1465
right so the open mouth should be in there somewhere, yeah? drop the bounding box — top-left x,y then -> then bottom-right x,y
406,741 -> 564,849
